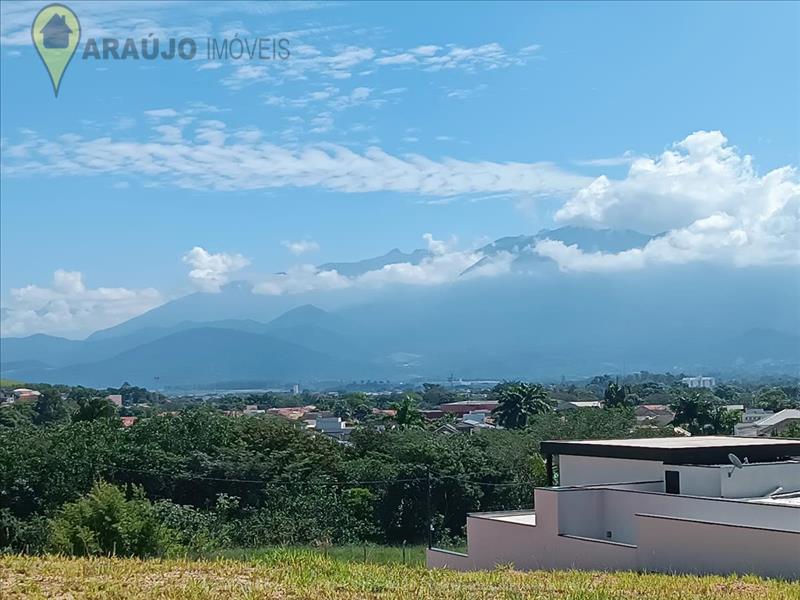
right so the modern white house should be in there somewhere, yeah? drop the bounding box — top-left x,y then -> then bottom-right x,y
427,436 -> 800,579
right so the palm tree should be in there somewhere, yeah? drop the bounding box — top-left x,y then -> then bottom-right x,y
670,392 -> 713,435
604,382 -> 631,409
390,394 -> 424,429
491,382 -> 553,429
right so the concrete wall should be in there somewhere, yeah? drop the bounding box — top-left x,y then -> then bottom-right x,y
672,465 -> 721,497
428,485 -> 800,579
558,456 -> 665,488
596,488 -> 800,544
721,461 -> 800,498
637,514 -> 800,579
556,488 -> 604,539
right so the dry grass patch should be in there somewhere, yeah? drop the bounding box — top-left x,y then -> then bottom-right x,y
1,551 -> 798,600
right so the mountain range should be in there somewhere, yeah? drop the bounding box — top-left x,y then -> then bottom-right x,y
2,227 -> 798,388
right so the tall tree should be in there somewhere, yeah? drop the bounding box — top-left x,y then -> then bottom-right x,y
72,396 -> 117,423
390,394 -> 424,429
604,382 -> 631,409
670,393 -> 709,434
756,388 -> 794,412
491,382 -> 553,429
33,389 -> 69,425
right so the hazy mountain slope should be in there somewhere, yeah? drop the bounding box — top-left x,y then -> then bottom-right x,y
77,228 -> 657,341
263,304 -> 345,333
318,248 -> 429,277
1,318 -> 273,367
7,328 -> 374,388
0,334 -> 83,367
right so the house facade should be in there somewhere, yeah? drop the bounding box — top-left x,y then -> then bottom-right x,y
735,409 -> 800,437
681,376 -> 716,389
427,436 -> 800,579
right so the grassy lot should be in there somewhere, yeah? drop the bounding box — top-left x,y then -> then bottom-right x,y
214,544 -> 430,566
2,550 -> 798,600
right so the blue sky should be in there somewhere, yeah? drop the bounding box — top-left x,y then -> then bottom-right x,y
1,1 -> 798,337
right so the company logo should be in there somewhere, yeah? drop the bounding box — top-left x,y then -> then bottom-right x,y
31,3 -> 81,97
31,3 -> 290,99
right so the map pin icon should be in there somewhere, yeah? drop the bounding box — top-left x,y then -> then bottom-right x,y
31,3 -> 81,97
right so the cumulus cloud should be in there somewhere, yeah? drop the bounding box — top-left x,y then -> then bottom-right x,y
539,131 -> 800,271
182,247 -> 250,292
282,239 -> 321,255
0,270 -> 162,337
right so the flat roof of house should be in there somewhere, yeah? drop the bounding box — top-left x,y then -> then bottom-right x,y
540,436 -> 800,465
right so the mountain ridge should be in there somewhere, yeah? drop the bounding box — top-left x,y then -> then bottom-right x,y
2,228 -> 799,386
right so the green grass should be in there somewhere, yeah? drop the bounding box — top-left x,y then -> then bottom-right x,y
1,550 -> 798,599
213,544 -> 430,566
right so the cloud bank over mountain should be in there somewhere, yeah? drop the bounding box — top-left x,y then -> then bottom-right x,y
1,129 -> 798,337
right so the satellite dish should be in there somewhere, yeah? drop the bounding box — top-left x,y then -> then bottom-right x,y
728,453 -> 744,469
727,453 -> 744,477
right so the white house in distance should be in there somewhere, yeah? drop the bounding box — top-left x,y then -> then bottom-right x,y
428,436 -> 800,579
681,376 -> 716,389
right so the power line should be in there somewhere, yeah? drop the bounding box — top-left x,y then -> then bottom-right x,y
109,465 -> 427,486
105,465 -> 540,488
441,475 -> 538,487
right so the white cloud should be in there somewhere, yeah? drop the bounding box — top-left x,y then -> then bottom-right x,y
254,264 -> 351,295
1,1 -> 318,47
446,84 -> 488,100
144,108 -> 180,119
539,131 -> 800,271
573,151 -> 636,167
372,42 -> 535,74
375,53 -> 418,65
182,247 -> 250,292
216,40 -> 538,89
264,86 -> 381,124
1,270 -> 163,337
520,44 -> 542,55
282,239 -> 320,255
2,124 -> 590,197
411,45 -> 441,56
254,234 -> 513,296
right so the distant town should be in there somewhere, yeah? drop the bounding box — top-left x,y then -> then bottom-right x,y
3,372 -> 798,439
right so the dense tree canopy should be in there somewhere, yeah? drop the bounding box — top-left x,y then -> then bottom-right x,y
2,375 -> 796,557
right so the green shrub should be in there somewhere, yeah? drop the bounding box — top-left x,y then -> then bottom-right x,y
49,481 -> 170,557
0,508 -> 50,554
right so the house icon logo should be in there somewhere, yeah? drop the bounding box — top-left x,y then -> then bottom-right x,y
41,13 -> 73,49
31,3 -> 81,97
